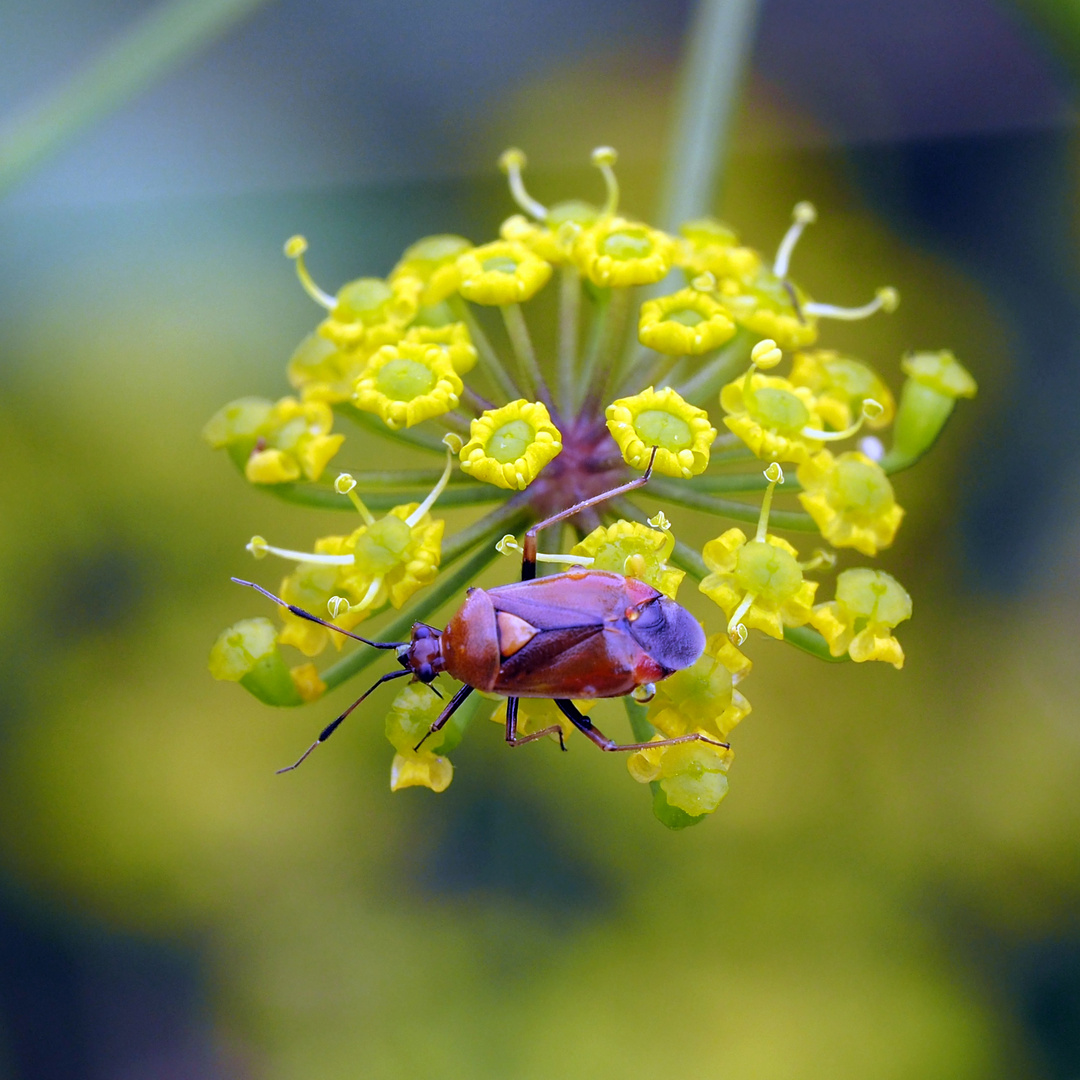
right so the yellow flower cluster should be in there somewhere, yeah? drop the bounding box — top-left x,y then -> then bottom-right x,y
204,144 -> 976,825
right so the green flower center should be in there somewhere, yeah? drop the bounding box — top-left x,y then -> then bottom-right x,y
375,358 -> 437,401
335,278 -> 394,323
662,664 -> 734,728
482,255 -> 520,275
748,387 -> 810,434
733,540 -> 803,603
487,419 -> 535,463
547,200 -> 599,228
829,459 -> 892,517
602,229 -> 653,260
836,569 -> 910,626
823,357 -> 877,400
634,409 -> 691,451
355,515 -> 413,573
665,308 -> 705,327
404,234 -> 471,267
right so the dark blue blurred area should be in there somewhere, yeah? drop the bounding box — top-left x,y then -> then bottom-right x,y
849,128 -> 1080,591
0,885 -> 234,1080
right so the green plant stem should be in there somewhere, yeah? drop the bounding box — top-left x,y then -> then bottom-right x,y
321,540 -> 507,691
664,471 -> 802,494
0,0 -> 272,196
442,498 -> 530,565
502,303 -> 554,411
557,266 -> 581,419
448,296 -> 521,404
574,289 -> 612,414
655,0 -> 762,231
334,403 -> 448,454
263,481 -> 509,513
675,331 -> 753,404
645,477 -> 817,531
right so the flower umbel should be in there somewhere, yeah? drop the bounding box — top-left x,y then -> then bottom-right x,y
207,146 -> 974,826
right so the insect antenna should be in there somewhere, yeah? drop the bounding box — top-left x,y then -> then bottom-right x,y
232,578 -> 405,649
277,668 -> 412,773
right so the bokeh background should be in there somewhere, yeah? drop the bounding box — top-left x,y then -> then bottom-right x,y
2,0 -> 1079,1076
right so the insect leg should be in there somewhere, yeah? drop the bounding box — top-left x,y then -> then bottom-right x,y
414,683 -> 475,752
520,447 -> 659,580
505,696 -> 567,751
232,578 -> 404,648
553,699 -> 729,753
277,668 -> 412,773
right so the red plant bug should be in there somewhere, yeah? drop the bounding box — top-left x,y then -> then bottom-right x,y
234,448 -> 727,771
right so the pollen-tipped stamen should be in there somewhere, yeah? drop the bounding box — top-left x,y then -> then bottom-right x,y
498,148 -> 549,221
496,534 -> 594,566
803,286 -> 899,321
773,202 -> 817,279
284,235 -> 337,310
801,398 -> 883,441
727,592 -> 755,645
405,436 -> 460,528
591,146 -> 620,217
246,535 -> 354,566
335,473 -> 377,525
755,462 -> 784,542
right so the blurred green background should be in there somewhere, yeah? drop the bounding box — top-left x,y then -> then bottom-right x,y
2,1 -> 1079,1077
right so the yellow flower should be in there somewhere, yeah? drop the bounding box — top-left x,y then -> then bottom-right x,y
318,274 -> 421,349
674,217 -> 762,281
797,450 -> 904,556
720,372 -> 824,464
606,386 -> 716,478
353,341 -> 463,429
628,737 -> 735,817
637,288 -> 736,356
700,528 -> 818,640
645,633 -> 751,741
390,234 -> 473,306
572,216 -> 674,287
790,349 -> 895,430
500,200 -> 600,263
385,683 -> 459,793
901,349 -> 978,399
274,507 -> 443,657
456,240 -> 552,305
810,568 -> 912,668
204,395 -> 344,484
287,332 -> 372,404
275,559 -> 346,656
715,267 -> 818,350
334,504 -> 444,613
571,519 -> 685,599
402,321 -> 477,375
459,399 -> 562,490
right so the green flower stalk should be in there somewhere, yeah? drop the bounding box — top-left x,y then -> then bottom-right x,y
205,146 -> 976,827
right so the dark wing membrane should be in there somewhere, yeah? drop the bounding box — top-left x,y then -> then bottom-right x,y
494,625 -> 645,698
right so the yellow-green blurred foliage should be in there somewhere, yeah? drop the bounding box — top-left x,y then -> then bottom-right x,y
0,70 -> 1074,1079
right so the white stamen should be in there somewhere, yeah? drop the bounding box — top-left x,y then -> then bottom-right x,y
498,148 -> 548,221
591,146 -> 620,216
647,510 -> 671,531
803,286 -> 898,321
405,438 -> 458,527
246,536 -> 354,566
772,202 -> 816,278
284,235 -> 336,310
495,534 -> 593,566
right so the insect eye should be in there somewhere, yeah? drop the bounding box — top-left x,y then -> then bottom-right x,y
414,625 -> 433,639
417,662 -> 435,682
